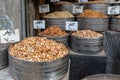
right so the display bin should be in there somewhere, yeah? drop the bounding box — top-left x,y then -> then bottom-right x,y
69,51 -> 107,80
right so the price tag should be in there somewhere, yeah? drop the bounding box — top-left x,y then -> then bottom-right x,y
51,0 -> 60,2
108,6 -> 120,15
78,0 -> 88,2
39,4 -> 50,13
73,6 -> 83,14
34,20 -> 45,29
0,29 -> 20,43
66,21 -> 78,31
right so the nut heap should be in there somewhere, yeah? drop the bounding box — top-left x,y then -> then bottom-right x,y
116,15 -> 120,18
44,11 -> 74,18
9,37 -> 68,62
39,26 -> 68,36
81,1 -> 106,4
77,9 -> 108,18
72,30 -> 103,38
55,1 -> 71,4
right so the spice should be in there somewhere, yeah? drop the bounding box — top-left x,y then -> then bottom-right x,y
72,30 -> 103,38
44,11 -> 74,18
9,37 -> 68,62
77,9 -> 108,18
116,15 -> 120,18
39,26 -> 68,36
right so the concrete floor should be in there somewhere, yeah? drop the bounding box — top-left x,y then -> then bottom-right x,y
0,67 -> 13,80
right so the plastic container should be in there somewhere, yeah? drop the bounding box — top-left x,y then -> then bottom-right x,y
81,74 -> 120,80
70,35 -> 103,54
9,52 -> 69,80
76,17 -> 109,31
45,18 -> 74,30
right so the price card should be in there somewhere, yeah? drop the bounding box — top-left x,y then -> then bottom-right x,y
108,6 -> 120,15
39,4 -> 50,13
34,20 -> 45,29
0,29 -> 20,43
78,0 -> 88,2
51,0 -> 60,2
66,21 -> 78,31
73,6 -> 83,14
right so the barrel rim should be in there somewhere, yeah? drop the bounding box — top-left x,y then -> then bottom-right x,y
81,74 -> 120,80
38,33 -> 69,38
76,17 -> 109,19
70,34 -> 103,39
44,17 -> 75,19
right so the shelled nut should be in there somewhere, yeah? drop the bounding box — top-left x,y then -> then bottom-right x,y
72,30 -> 103,38
39,26 -> 68,36
77,9 -> 108,18
9,37 -> 68,62
44,11 -> 74,18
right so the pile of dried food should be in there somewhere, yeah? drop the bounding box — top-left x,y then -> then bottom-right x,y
39,26 -> 68,36
9,37 -> 68,62
77,9 -> 108,18
44,11 -> 74,18
72,30 -> 103,38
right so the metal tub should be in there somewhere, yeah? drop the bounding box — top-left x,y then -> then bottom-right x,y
76,17 -> 109,31
45,18 -> 75,30
81,74 -> 120,80
0,44 -> 8,69
70,35 -> 103,54
9,52 -> 69,80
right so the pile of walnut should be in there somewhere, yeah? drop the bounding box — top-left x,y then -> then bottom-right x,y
39,26 -> 68,36
77,9 -> 108,18
9,37 -> 68,62
44,11 -> 74,18
72,30 -> 103,38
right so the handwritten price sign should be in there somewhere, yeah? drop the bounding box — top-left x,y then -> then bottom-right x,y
66,21 -> 78,31
108,6 -> 120,15
51,0 -> 60,2
39,4 -> 50,13
34,20 -> 45,29
0,29 -> 20,43
73,6 -> 83,14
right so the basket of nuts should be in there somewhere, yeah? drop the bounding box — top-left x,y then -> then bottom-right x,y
8,37 -> 69,80
110,15 -> 120,31
0,44 -> 8,69
44,11 -> 74,30
76,9 -> 109,32
39,26 -> 69,46
70,30 -> 103,54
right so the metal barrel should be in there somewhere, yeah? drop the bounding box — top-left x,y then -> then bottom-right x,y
0,44 -> 8,69
52,3 -> 86,15
70,35 -> 103,54
45,18 -> 75,30
39,34 -> 69,46
110,17 -> 120,31
81,74 -> 120,80
85,3 -> 109,14
9,52 -> 69,80
76,17 -> 109,32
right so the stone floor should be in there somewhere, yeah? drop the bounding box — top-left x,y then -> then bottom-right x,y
0,68 -> 13,80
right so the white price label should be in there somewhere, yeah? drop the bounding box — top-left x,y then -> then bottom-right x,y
73,6 -> 83,14
34,20 -> 45,29
108,6 -> 120,15
39,4 -> 50,13
0,29 -> 20,43
51,0 -> 60,2
66,21 -> 78,31
78,0 -> 88,2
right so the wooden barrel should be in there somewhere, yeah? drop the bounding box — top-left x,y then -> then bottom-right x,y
76,17 -> 109,31
0,44 -> 8,69
9,52 -> 69,80
70,35 -> 103,54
